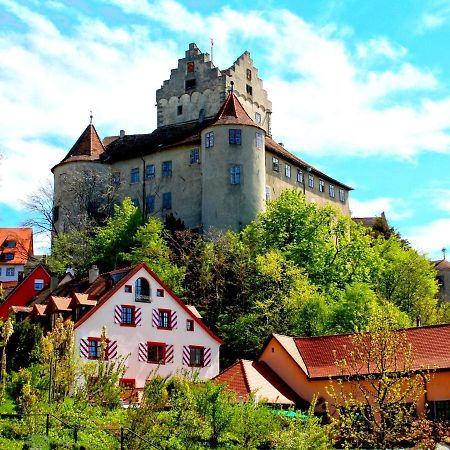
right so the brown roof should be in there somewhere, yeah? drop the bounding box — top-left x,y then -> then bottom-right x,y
211,92 -> 260,128
214,359 -> 304,406
274,324 -> 450,379
52,123 -> 105,171
434,259 -> 450,270
0,228 -> 33,265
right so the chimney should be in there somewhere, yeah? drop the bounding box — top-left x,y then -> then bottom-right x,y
50,276 -> 59,292
89,265 -> 100,284
119,130 -> 125,138
416,314 -> 422,327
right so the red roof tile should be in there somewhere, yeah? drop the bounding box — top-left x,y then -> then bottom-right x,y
0,228 -> 33,265
285,324 -> 450,379
212,92 -> 260,128
49,296 -> 72,311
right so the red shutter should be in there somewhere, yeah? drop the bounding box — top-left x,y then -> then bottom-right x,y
152,309 -> 159,327
135,307 -> 142,326
108,340 -> 118,359
165,344 -> 174,363
182,346 -> 190,366
138,342 -> 147,362
114,305 -> 122,324
203,347 -> 212,367
171,311 -> 178,329
80,338 -> 89,358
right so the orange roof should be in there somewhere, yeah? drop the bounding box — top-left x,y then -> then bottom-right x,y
272,324 -> 450,379
52,123 -> 105,172
48,296 -> 72,312
72,293 -> 97,306
0,281 -> 18,289
214,359 -> 303,405
211,91 -> 260,128
186,305 -> 202,318
32,304 -> 47,316
0,228 -> 33,265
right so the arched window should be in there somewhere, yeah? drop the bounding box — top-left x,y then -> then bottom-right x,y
135,278 -> 150,302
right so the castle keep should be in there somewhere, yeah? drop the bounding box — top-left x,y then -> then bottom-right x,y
52,43 -> 352,233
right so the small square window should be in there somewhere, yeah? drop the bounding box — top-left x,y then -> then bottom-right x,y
187,61 -> 195,73
146,164 -> 155,179
124,285 -> 132,293
162,192 -> 172,210
185,79 -> 196,90
230,165 -> 241,185
255,132 -> 263,149
319,180 -> 325,192
255,112 -> 261,124
205,131 -> 214,148
177,105 -> 183,115
156,289 -> 164,297
34,279 -> 44,290
158,310 -> 171,329
147,343 -> 166,364
308,174 -> 314,188
329,184 -> 335,198
297,170 -> 303,183
121,306 -> 135,326
162,161 -> 172,177
272,158 -> 279,172
190,148 -> 200,164
229,129 -> 242,145
186,319 -> 194,331
189,347 -> 204,367
285,164 -> 291,178
6,268 -> 14,277
130,168 -> 140,183
246,84 -> 252,95
88,338 -> 101,359
246,68 -> 252,81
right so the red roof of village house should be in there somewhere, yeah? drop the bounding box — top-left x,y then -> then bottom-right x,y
211,91 -> 260,128
0,228 -> 33,265
271,324 -> 450,379
32,304 -> 47,316
48,296 -> 72,312
214,359 -> 304,406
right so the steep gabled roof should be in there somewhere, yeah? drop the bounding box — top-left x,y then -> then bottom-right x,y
74,263 -> 224,344
52,123 -> 105,171
214,359 -> 305,406
0,228 -> 33,265
211,91 -> 260,128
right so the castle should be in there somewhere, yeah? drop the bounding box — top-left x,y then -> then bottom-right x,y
52,43 -> 352,233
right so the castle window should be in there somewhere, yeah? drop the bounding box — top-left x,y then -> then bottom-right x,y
162,161 -> 172,177
190,148 -> 200,164
297,170 -> 303,183
177,105 -> 183,115
285,164 -> 291,178
308,174 -> 314,188
230,165 -> 241,185
246,68 -> 252,80
53,206 -> 59,222
6,268 -> 15,277
205,131 -> 214,148
229,129 -> 242,145
162,192 -> 172,210
187,61 -> 195,73
130,168 -> 140,183
131,198 -> 140,208
319,180 -> 325,192
272,158 -> 279,172
146,164 -> 155,179
256,132 -> 263,149
246,84 -> 253,96
339,188 -> 345,203
185,79 -> 196,90
265,186 -> 271,201
112,172 -> 121,186
255,112 -> 261,124
146,195 -> 155,213
329,184 -> 335,198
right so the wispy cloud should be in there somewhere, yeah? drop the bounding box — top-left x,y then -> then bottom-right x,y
406,218 -> 450,257
417,0 -> 450,33
350,197 -> 413,221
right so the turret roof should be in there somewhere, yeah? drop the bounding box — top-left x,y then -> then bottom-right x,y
52,123 -> 105,172
212,91 -> 261,128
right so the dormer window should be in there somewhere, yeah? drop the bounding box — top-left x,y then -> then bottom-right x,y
135,277 -> 150,302
246,84 -> 252,96
5,240 -> 16,248
1,253 -> 14,261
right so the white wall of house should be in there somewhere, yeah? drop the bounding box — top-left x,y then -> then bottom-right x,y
0,264 -> 24,282
74,266 -> 221,388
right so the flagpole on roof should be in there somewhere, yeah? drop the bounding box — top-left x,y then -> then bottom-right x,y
210,37 -> 214,65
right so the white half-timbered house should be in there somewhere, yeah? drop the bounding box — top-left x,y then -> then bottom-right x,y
74,263 -> 223,391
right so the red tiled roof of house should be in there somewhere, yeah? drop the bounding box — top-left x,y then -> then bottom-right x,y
282,324 -> 450,379
0,228 -> 33,265
10,306 -> 32,314
214,359 -> 303,405
211,91 -> 260,128
51,123 -> 105,172
49,296 -> 72,312
32,304 -> 47,316
0,281 -> 18,289
73,293 -> 97,306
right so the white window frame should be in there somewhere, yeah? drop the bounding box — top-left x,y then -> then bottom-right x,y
285,164 -> 291,178
329,184 -> 335,198
308,174 -> 314,188
205,131 -> 214,148
319,180 -> 325,192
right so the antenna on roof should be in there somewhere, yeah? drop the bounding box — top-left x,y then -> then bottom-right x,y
89,110 -> 93,125
443,247 -> 447,260
210,37 -> 214,64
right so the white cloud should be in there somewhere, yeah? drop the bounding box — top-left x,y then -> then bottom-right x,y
350,197 -> 413,221
405,219 -> 450,258
357,37 -> 407,60
429,188 -> 450,213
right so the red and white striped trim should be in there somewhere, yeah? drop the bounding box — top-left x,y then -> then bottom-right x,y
152,309 -> 159,327
138,342 -> 147,362
171,311 -> 177,329
182,345 -> 190,366
114,305 -> 122,324
203,347 -> 211,367
108,340 -> 118,359
165,344 -> 174,363
135,307 -> 142,326
80,338 -> 89,358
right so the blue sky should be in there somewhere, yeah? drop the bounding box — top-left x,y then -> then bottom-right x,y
1,0 -> 450,257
